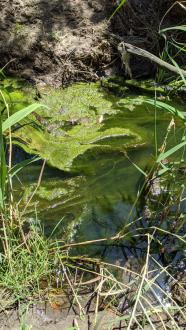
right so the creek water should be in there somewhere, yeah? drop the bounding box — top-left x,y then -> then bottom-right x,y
9,80 -> 186,310
12,81 -> 185,260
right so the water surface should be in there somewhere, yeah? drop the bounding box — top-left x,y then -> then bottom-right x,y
12,82 -> 185,258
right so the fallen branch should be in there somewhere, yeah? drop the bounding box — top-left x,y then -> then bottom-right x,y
118,41 -> 186,77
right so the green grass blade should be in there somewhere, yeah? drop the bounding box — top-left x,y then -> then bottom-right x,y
10,156 -> 41,178
157,139 -> 186,162
0,113 -> 7,209
0,70 -> 6,79
109,0 -> 127,19
157,164 -> 170,176
145,99 -> 186,124
160,25 -> 186,33
2,103 -> 47,132
129,161 -> 147,177
168,54 -> 186,86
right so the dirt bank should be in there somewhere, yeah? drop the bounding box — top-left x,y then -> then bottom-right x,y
0,0 -> 114,86
0,0 -> 185,86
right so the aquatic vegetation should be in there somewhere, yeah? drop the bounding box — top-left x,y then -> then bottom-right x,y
13,125 -> 142,171
7,82 -> 147,172
2,79 -> 184,173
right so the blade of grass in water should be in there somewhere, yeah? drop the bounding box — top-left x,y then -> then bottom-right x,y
157,139 -> 186,162
145,99 -> 186,124
2,103 -> 48,132
10,156 -> 41,178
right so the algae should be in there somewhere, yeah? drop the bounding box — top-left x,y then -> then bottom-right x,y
2,78 -> 182,172
9,81 -> 146,171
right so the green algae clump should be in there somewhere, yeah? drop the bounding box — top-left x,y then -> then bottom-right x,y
3,81 -> 145,172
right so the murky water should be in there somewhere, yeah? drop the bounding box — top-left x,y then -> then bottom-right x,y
11,81 -> 185,260
6,79 -> 185,312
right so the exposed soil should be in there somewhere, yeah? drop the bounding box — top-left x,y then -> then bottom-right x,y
1,0 -> 185,86
0,0 -> 115,86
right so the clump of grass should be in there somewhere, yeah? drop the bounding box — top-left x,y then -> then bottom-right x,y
0,223 -> 57,304
0,80 -> 56,307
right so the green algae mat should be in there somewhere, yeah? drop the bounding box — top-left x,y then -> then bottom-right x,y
0,80 -> 149,172
0,78 -> 183,174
